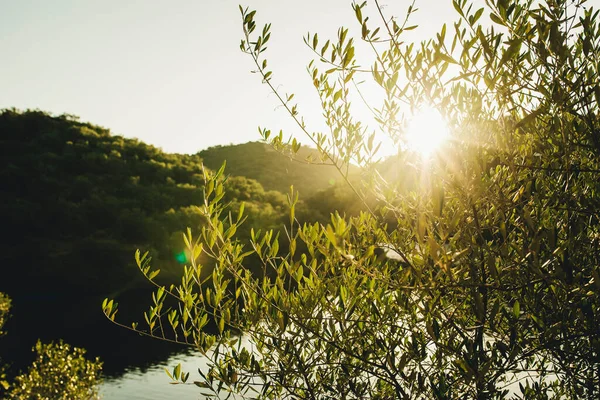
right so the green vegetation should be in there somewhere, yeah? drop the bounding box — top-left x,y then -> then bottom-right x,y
1,110 -> 346,295
199,141 -> 352,196
104,0 -> 600,398
0,293 -> 101,399
0,293 -> 10,391
1,109 -> 204,292
7,340 -> 102,400
0,293 -> 9,338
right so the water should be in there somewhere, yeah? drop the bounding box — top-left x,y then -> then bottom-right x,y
100,349 -> 208,400
0,290 -> 212,399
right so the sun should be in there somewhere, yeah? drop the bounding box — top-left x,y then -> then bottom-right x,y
405,106 -> 450,157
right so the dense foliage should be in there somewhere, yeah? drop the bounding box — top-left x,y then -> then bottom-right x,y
7,340 -> 102,400
105,0 -> 600,398
0,109 -> 202,292
199,141 -> 353,196
0,293 -> 9,391
0,293 -> 9,338
0,293 -> 101,399
0,110 -> 341,294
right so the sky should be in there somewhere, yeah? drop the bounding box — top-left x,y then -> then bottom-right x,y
2,0 -> 594,154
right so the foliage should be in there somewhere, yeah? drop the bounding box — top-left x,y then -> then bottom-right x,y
0,110 -> 294,294
1,293 -> 101,398
0,292 -> 10,337
198,141 -> 355,196
0,292 -> 10,391
105,0 -> 600,399
7,340 -> 102,400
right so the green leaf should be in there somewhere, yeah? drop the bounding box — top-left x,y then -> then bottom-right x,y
354,4 -> 363,22
333,89 -> 343,102
148,269 -> 160,280
339,285 -> 347,309
218,317 -> 225,334
513,301 -> 520,318
453,0 -> 464,17
471,8 -> 484,25
489,13 -> 504,25
436,52 -> 458,65
499,39 -> 522,68
514,107 -> 544,130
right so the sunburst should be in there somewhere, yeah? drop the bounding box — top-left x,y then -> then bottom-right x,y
405,106 -> 450,157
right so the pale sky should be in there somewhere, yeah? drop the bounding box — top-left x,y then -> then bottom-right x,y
3,0 -> 591,154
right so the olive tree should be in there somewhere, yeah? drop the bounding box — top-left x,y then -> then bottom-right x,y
104,0 -> 600,398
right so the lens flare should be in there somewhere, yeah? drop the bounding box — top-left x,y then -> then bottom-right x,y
175,251 -> 187,264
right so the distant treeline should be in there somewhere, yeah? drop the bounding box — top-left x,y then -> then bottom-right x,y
0,110 -> 361,296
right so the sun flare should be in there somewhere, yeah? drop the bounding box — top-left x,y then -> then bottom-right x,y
405,106 -> 450,157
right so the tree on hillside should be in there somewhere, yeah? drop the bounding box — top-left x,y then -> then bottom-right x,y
0,110 -> 294,294
105,0 -> 600,398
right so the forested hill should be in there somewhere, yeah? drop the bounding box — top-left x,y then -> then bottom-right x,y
0,110 -> 290,295
198,141 -> 345,196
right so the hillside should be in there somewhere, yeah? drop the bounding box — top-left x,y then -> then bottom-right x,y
197,142 -> 348,197
0,110 -> 370,297
0,110 -> 288,295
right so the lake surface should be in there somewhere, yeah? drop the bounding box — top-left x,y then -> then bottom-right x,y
100,349 -> 207,400
0,290 -> 212,399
